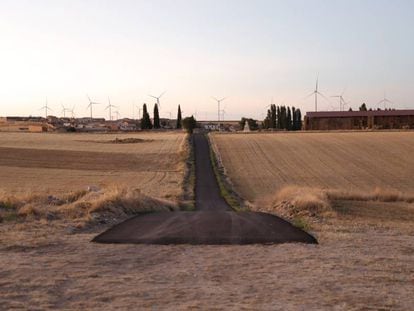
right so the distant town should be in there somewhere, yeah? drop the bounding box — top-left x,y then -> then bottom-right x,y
2,110 -> 414,134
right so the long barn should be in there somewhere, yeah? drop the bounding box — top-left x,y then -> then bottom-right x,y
304,110 -> 414,130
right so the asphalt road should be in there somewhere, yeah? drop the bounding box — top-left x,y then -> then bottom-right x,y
193,133 -> 231,211
93,133 -> 317,245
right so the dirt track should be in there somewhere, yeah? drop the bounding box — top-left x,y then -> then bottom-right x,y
94,134 -> 316,245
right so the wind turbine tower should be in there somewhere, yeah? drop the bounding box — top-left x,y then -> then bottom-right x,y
86,95 -> 101,120
305,77 -> 329,112
377,91 -> 394,109
105,97 -> 118,121
40,98 -> 52,119
331,89 -> 349,111
212,97 -> 227,130
61,104 -> 71,118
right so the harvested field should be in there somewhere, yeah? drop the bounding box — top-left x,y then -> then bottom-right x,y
0,132 -> 186,198
211,131 -> 414,201
208,131 -> 414,309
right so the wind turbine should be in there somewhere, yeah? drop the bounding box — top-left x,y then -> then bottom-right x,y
135,105 -> 143,119
148,91 -> 166,109
61,104 -> 71,118
70,106 -> 76,118
86,95 -> 101,120
105,97 -> 117,121
220,109 -> 226,121
377,91 -> 394,109
212,97 -> 227,129
331,89 -> 349,111
39,98 -> 53,119
305,76 -> 329,111
113,110 -> 121,120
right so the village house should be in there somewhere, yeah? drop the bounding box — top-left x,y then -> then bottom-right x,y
304,109 -> 414,130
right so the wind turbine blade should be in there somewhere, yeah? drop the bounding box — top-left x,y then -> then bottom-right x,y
303,92 -> 315,100
385,99 -> 394,104
219,97 -> 227,102
317,91 -> 331,103
86,94 -> 91,103
341,87 -> 347,96
148,95 -> 157,99
159,91 -> 166,98
212,97 -> 218,102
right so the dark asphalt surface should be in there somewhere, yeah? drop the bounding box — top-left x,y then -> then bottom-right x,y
93,133 -> 317,245
193,133 -> 231,211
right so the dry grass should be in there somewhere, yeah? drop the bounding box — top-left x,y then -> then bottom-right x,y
258,185 -> 414,221
0,186 -> 177,227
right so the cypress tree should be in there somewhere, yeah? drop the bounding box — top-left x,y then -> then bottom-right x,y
141,103 -> 152,130
280,106 -> 287,129
176,105 -> 182,129
277,106 -> 281,129
271,104 -> 277,129
297,109 -> 302,130
153,104 -> 160,129
263,109 -> 271,129
292,107 -> 296,130
287,107 -> 292,130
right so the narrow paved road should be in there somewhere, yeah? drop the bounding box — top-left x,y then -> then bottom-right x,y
194,133 -> 231,211
93,133 -> 317,245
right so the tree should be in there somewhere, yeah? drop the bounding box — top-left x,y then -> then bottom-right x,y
295,108 -> 302,130
141,103 -> 152,130
287,107 -> 292,130
277,106 -> 281,129
359,103 -> 367,111
292,107 -> 296,130
240,117 -> 258,130
270,104 -> 277,129
153,104 -> 160,129
176,105 -> 182,129
263,109 -> 271,129
182,115 -> 197,134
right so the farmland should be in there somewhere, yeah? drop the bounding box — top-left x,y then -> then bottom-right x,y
208,131 -> 414,309
211,131 -> 414,202
0,132 -> 187,198
1,131 -> 414,309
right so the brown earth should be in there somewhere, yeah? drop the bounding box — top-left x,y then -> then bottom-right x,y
1,131 -> 414,309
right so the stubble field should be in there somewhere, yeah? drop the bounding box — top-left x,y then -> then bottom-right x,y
209,131 -> 414,309
0,132 -> 187,198
211,131 -> 414,201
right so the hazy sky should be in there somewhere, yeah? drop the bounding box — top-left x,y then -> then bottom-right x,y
1,0 -> 413,120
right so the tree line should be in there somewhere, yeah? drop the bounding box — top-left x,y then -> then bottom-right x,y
140,103 -> 183,130
262,104 -> 302,131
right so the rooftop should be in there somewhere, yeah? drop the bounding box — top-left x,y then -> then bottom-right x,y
306,110 -> 414,118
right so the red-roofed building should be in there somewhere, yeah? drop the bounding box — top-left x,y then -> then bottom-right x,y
304,110 -> 414,130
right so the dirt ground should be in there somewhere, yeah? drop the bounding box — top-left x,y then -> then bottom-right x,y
1,210 -> 413,310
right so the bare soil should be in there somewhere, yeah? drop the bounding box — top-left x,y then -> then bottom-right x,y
1,215 -> 413,310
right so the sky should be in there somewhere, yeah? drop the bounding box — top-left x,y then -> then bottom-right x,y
1,0 -> 414,120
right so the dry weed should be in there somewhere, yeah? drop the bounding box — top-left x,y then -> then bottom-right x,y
0,186 -> 178,226
259,185 -> 414,220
